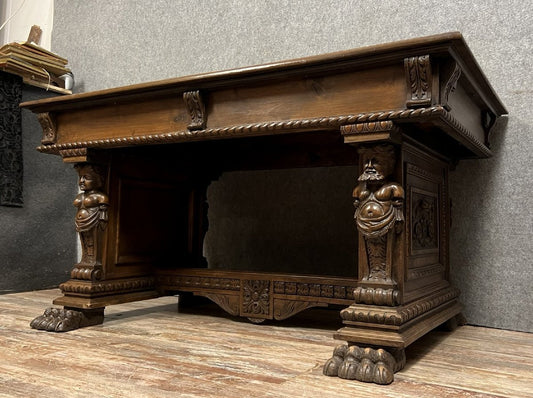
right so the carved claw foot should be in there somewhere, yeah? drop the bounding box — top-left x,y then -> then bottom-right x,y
323,344 -> 406,385
30,307 -> 104,332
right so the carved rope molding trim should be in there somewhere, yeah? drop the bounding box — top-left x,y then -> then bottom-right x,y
59,148 -> 88,159
35,106 -> 489,157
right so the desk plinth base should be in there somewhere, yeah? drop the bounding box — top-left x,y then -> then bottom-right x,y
30,276 -> 160,332
324,292 -> 463,384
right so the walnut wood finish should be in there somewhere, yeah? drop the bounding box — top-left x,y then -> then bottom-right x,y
21,32 -> 506,384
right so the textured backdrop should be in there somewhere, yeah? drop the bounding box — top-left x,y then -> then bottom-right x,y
51,0 -> 532,332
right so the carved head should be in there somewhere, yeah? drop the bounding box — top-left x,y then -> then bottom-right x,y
358,145 -> 396,182
74,164 -> 104,192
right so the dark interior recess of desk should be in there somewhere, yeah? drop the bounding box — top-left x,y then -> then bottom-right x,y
104,130 -> 360,282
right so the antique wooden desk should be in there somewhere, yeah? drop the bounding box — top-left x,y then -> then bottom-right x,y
22,32 -> 506,384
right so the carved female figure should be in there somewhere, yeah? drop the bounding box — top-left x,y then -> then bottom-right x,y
73,164 -> 109,269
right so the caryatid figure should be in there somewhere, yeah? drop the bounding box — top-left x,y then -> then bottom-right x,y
352,145 -> 404,281
73,164 -> 109,271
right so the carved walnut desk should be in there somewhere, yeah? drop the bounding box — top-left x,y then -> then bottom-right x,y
22,33 -> 506,384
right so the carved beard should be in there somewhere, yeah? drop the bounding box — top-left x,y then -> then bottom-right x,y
358,170 -> 385,182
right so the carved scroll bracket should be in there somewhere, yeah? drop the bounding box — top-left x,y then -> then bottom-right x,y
405,55 -> 432,108
37,112 -> 57,145
183,90 -> 207,130
441,61 -> 462,111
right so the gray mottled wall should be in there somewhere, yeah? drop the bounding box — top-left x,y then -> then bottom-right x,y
0,87 -> 76,293
52,0 -> 532,332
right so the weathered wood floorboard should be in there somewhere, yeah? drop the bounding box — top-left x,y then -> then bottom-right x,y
0,289 -> 531,397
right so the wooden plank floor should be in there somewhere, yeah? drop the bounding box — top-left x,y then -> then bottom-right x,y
0,289 -> 531,398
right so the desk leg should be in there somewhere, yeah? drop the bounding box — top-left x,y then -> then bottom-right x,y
31,162 -> 109,332
323,143 -> 462,384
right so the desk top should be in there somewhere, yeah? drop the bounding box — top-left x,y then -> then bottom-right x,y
21,32 -> 506,162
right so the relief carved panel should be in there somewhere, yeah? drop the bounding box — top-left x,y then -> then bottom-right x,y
412,191 -> 438,251
241,279 -> 271,318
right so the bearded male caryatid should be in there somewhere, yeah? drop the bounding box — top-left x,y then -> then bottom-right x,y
352,145 -> 404,281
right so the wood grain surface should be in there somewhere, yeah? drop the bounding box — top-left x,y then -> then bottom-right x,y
1,289 -> 531,397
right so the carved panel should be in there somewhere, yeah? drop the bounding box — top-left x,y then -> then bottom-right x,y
404,55 -> 432,108
412,191 -> 438,251
183,90 -> 207,130
37,112 -> 57,144
241,279 -> 271,318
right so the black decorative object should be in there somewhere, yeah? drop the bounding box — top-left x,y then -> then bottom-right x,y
0,72 -> 23,206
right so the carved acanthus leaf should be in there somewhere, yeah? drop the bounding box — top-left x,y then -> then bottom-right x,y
405,55 -> 432,108
183,90 -> 207,130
